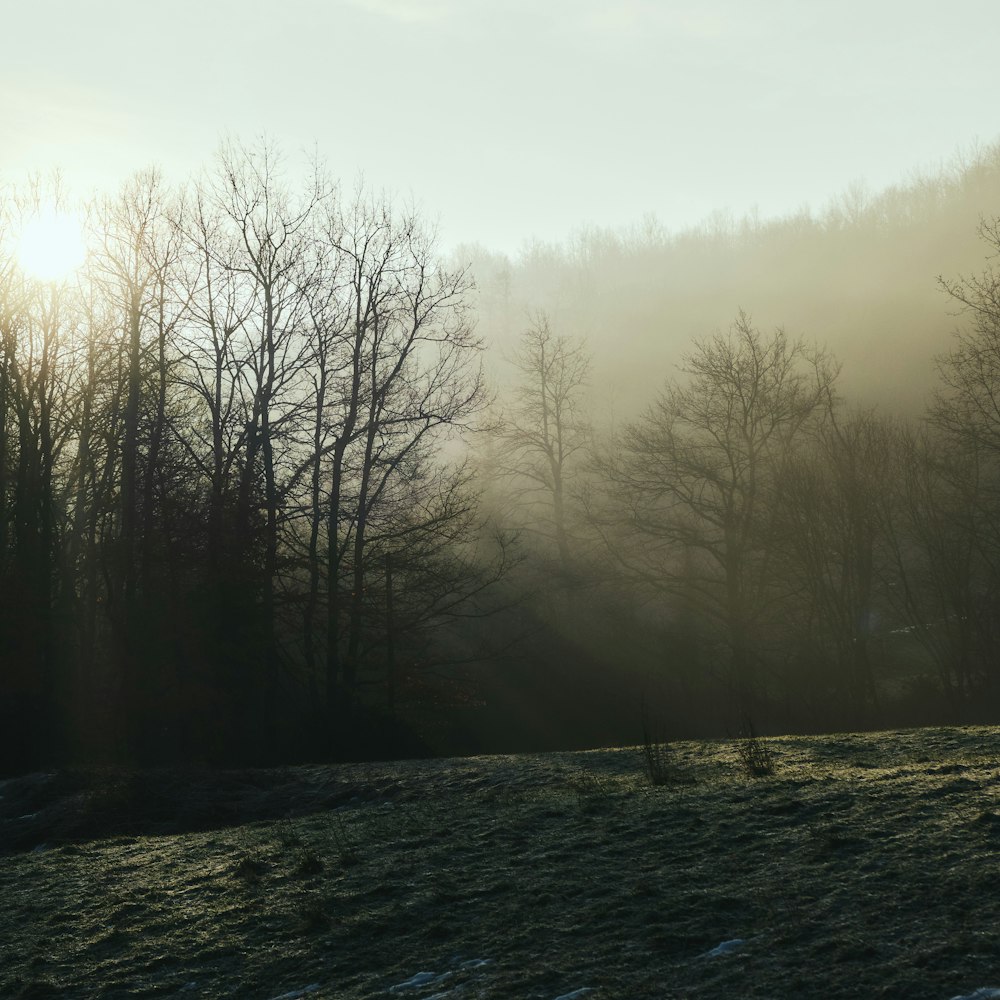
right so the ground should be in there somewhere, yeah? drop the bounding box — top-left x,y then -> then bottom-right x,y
2,727 -> 1000,999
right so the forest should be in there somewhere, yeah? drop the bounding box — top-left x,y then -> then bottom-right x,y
4,139 -> 1000,775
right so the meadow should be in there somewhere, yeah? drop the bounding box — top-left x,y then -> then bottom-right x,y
3,726 -> 1000,999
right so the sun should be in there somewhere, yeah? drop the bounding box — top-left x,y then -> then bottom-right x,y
16,207 -> 86,282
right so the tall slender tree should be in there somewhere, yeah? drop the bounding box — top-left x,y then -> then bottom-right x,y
498,312 -> 591,579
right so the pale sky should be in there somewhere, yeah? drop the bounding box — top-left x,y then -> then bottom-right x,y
3,0 -> 999,255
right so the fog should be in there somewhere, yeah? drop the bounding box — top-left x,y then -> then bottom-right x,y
460,142 -> 1000,749
5,133 -> 1000,772
467,143 -> 1000,421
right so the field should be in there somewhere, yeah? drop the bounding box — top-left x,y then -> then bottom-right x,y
3,727 -> 1000,999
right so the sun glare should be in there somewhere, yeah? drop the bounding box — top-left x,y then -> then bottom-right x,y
16,208 -> 86,282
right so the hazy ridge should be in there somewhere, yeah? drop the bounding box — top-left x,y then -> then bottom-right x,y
467,142 -> 1000,418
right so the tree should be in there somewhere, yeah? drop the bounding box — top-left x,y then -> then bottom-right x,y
778,410 -> 894,716
0,184 -> 89,767
320,190 -> 488,721
599,312 -> 838,707
201,140 -> 330,751
933,216 -> 1000,455
0,147 -> 512,770
885,217 -> 1000,706
90,171 -> 188,754
497,312 -> 590,578
879,427 -> 1000,706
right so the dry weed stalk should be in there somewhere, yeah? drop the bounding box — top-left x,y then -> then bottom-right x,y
735,717 -> 776,777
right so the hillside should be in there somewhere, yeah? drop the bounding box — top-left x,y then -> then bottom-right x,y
470,143 -> 1000,420
3,726 -> 1000,998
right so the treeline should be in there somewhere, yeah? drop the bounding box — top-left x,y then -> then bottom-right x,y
484,221 -> 1000,741
468,140 -> 1000,420
5,141 -> 1000,775
452,144 -> 1000,746
0,142 -> 511,774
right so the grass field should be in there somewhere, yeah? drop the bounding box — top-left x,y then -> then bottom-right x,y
3,726 -> 1000,999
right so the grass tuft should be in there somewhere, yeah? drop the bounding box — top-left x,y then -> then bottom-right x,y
640,708 -> 696,787
324,813 -> 360,867
734,717 -> 776,778
232,850 -> 267,881
296,898 -> 331,933
295,849 -> 325,877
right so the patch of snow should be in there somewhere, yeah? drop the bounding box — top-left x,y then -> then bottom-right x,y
553,990 -> 594,1000
459,959 -> 492,969
950,990 -> 1000,1000
703,938 -> 746,958
390,971 -> 452,992
269,985 -> 320,1000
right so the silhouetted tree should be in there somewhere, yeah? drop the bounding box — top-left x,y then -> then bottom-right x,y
320,190 -> 488,721
90,171 -> 187,754
0,187 -> 87,766
204,140 -> 330,751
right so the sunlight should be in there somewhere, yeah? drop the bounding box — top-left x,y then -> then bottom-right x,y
16,207 -> 86,282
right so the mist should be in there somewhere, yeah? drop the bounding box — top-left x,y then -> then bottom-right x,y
8,8 -> 1000,999
4,137 -> 1000,773
467,143 -> 1000,422
462,142 -> 1000,748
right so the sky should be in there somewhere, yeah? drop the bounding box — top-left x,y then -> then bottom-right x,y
3,0 -> 999,256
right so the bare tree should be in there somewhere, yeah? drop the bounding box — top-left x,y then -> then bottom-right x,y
598,312 -> 838,705
0,185 -> 88,765
778,410 -> 894,714
162,140 -> 332,752
933,217 -> 1000,454
89,170 -> 188,749
498,312 -> 590,578
321,190 -> 487,719
0,148 -> 509,768
908,216 -> 1000,702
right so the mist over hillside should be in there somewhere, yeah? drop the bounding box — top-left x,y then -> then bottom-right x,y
5,135 -> 1000,774
466,142 -> 1000,419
